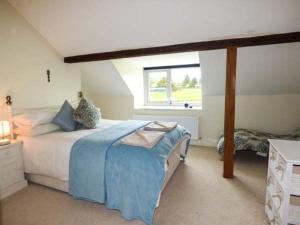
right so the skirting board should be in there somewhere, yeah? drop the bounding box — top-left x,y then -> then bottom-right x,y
190,138 -> 217,147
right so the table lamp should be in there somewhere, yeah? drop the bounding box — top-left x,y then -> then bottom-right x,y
0,121 -> 10,146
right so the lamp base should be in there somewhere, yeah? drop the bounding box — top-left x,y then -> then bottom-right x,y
0,139 -> 10,146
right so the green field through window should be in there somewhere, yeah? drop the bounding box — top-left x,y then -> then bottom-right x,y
149,87 -> 202,103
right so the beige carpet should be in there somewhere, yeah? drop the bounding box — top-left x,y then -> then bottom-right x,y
1,146 -> 269,225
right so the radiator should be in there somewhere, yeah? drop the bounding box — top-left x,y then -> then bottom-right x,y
133,115 -> 199,139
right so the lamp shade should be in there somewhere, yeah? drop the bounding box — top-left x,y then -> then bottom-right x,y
0,121 -> 10,138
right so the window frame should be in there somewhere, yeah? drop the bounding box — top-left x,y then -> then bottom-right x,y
143,64 -> 201,107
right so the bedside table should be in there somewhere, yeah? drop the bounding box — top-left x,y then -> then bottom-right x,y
0,140 -> 27,200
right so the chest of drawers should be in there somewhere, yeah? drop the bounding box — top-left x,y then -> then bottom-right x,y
266,140 -> 300,225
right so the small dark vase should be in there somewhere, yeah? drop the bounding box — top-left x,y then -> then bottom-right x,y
184,103 -> 189,108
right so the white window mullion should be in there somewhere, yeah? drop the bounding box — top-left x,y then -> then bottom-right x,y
167,69 -> 172,105
143,70 -> 149,106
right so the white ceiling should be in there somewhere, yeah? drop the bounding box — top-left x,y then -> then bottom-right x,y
8,0 -> 300,57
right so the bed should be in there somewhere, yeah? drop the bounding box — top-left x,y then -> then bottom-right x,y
18,119 -> 190,190
217,128 -> 300,157
13,111 -> 190,225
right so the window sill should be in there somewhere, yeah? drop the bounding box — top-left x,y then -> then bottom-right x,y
135,105 -> 202,111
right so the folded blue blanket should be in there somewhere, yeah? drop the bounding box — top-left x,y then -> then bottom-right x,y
69,120 -> 190,225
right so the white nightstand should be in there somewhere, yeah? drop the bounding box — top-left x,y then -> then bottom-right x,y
0,140 -> 27,200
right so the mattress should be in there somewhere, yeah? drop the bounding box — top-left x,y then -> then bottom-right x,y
22,121 -> 189,208
19,119 -> 189,183
18,119 -> 121,181
25,136 -> 189,207
217,128 -> 300,157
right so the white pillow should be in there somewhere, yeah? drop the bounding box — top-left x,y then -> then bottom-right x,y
14,123 -> 60,136
13,110 -> 57,127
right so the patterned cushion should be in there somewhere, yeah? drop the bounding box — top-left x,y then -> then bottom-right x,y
74,98 -> 101,129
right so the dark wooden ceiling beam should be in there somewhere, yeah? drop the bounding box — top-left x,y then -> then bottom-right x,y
64,31 -> 300,63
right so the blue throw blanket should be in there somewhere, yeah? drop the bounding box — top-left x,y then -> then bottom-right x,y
69,120 -> 190,225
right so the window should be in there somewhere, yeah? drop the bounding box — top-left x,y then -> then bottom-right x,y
144,64 -> 202,107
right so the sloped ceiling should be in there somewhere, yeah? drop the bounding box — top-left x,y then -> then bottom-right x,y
200,43 -> 300,95
8,0 -> 300,56
80,61 -> 131,96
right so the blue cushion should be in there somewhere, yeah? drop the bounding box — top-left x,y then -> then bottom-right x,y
53,100 -> 77,132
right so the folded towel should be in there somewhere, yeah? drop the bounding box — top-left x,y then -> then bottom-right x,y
121,130 -> 165,148
144,121 -> 177,132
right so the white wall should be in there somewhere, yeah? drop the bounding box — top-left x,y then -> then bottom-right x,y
203,95 -> 300,144
80,60 -> 134,120
80,61 -> 131,96
112,59 -> 143,107
86,94 -> 134,121
134,94 -> 300,146
0,0 -> 81,120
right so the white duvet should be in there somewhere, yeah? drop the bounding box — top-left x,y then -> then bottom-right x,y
17,119 -> 120,181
